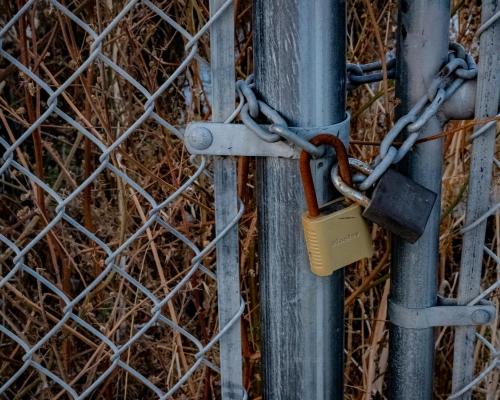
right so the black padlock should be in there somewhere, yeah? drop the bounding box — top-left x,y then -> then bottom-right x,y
331,158 -> 437,243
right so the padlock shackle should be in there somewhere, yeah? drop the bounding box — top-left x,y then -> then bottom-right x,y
300,134 -> 352,217
331,158 -> 371,208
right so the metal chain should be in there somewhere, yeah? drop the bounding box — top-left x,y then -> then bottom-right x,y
346,52 -> 396,88
235,54 -> 398,156
235,54 -> 396,157
236,75 -> 326,157
356,43 -> 478,191
236,44 -> 475,174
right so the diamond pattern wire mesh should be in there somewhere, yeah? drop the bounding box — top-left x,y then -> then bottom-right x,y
450,146 -> 500,398
0,0 -> 243,398
450,254 -> 500,399
1,1 -> 498,399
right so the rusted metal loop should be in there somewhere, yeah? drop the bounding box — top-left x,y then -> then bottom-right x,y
300,134 -> 352,217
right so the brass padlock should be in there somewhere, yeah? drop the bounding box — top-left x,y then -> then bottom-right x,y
300,134 -> 373,276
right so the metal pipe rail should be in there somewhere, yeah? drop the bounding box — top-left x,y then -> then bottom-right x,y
389,1 -> 451,399
254,0 -> 346,398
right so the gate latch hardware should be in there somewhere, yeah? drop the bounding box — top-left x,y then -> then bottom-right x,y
389,297 -> 495,329
184,115 -> 350,159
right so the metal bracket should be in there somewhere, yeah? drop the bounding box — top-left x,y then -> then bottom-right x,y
388,297 -> 495,329
184,114 -> 350,158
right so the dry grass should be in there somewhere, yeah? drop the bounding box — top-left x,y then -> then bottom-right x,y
0,0 -> 497,399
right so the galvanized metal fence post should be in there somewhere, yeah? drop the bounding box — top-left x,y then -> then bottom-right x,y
389,1 -> 451,399
451,1 -> 500,398
254,0 -> 346,398
210,1 -> 244,398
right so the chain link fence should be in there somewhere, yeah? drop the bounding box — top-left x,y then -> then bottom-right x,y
0,0 -> 244,398
450,106 -> 500,398
449,229 -> 500,399
448,7 -> 499,396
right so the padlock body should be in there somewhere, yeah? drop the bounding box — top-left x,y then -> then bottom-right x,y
302,200 -> 373,276
363,169 -> 437,243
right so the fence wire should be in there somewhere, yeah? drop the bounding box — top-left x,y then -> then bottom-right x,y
450,333 -> 500,399
0,0 -> 244,399
448,5 -> 499,395
450,249 -> 499,399
449,116 -> 500,399
0,1 -> 498,399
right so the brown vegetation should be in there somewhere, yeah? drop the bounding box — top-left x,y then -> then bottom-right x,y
0,0 -> 497,399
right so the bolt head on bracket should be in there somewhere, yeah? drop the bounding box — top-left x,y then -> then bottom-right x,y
388,297 -> 495,329
471,309 -> 491,324
183,114 -> 350,159
186,126 -> 214,150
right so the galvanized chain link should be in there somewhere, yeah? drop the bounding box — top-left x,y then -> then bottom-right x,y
356,43 -> 478,191
236,75 -> 326,157
346,52 -> 396,88
237,45 -> 478,194
236,53 -> 397,157
236,75 -> 329,155
0,1 -> 248,399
